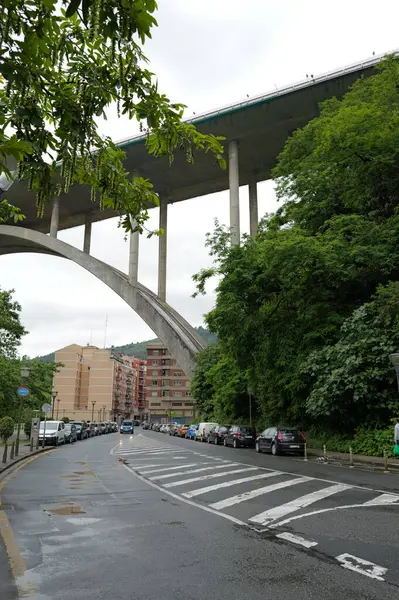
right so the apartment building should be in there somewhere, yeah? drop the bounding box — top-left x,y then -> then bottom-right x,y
146,342 -> 193,422
53,344 -> 147,422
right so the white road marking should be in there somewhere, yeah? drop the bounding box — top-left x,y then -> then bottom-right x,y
120,463 -> 166,470
210,476 -> 311,510
121,462 -> 249,528
268,496 -> 399,529
140,463 -> 202,474
164,467 -> 259,488
363,493 -> 399,506
249,483 -> 350,526
151,464 -> 241,481
336,553 -> 387,581
182,471 -> 283,498
276,532 -> 318,548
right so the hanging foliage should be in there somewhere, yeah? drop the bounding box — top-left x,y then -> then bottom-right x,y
0,0 -> 225,229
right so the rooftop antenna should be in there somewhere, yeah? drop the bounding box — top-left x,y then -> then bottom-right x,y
103,315 -> 108,349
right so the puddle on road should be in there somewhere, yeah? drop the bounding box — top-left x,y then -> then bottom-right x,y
47,505 -> 86,515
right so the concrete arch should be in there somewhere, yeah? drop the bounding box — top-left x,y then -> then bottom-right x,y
0,225 -> 206,375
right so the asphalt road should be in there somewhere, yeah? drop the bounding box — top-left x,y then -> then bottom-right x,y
1,430 -> 398,600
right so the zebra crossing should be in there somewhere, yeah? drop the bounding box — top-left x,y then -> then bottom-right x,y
112,437 -> 399,533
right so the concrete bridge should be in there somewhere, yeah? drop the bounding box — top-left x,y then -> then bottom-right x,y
0,51 -> 391,374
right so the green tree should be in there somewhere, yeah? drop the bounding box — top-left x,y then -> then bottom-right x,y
302,281 -> 399,429
0,0 -> 224,229
190,344 -> 220,419
0,416 -> 14,443
193,58 -> 399,432
0,288 -> 26,358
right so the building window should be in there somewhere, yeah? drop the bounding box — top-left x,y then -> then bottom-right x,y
151,391 -> 158,397
185,402 -> 193,406
152,350 -> 159,356
152,380 -> 158,386
173,381 -> 182,386
162,391 -> 168,397
151,402 -> 161,406
173,391 -> 182,398
186,392 -> 192,397
152,370 -> 158,376
172,402 -> 182,407
152,360 -> 158,366
173,371 -> 182,376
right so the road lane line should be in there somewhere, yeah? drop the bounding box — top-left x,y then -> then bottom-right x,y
121,462 -> 248,528
363,493 -> 399,506
140,463 -> 202,474
276,532 -> 318,548
182,471 -> 283,497
336,553 -> 387,581
210,476 -> 311,510
164,467 -> 259,487
249,483 -> 350,526
152,464 -> 241,481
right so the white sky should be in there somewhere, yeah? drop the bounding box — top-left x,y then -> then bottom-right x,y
1,0 -> 399,357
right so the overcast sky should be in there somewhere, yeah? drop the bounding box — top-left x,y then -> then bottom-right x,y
2,0 -> 399,357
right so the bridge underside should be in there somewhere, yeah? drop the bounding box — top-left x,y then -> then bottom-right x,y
0,226 -> 206,376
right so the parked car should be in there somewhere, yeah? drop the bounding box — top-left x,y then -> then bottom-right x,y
168,424 -> 179,436
97,422 -> 106,435
142,422 -> 150,430
208,425 -> 230,445
64,423 -> 77,443
154,423 -> 163,432
133,420 -> 140,427
39,420 -> 66,446
71,421 -> 89,440
120,420 -> 134,434
195,422 -> 218,442
185,424 -> 198,440
90,422 -> 100,436
224,425 -> 256,448
178,424 -> 189,438
255,427 -> 306,456
160,424 -> 168,433
112,422 -> 118,432
87,422 -> 96,437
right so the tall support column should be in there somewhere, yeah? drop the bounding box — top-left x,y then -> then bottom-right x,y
49,197 -> 59,238
228,140 -> 240,245
83,214 -> 92,254
248,180 -> 259,237
128,217 -> 139,286
158,196 -> 168,302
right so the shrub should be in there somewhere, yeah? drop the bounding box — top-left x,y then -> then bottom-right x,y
0,417 -> 14,443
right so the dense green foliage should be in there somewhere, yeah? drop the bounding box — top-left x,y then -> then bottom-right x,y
0,288 -> 60,420
38,326 -> 217,361
0,416 -> 14,443
0,0 -> 224,230
191,58 -> 399,453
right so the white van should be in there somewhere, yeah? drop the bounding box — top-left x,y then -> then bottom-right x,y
39,420 -> 66,446
195,422 -> 218,442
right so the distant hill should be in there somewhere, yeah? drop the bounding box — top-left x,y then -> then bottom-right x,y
37,326 -> 217,362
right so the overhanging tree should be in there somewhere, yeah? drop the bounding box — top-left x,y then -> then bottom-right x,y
0,0 -> 225,229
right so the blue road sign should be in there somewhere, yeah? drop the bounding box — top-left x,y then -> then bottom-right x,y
17,386 -> 30,397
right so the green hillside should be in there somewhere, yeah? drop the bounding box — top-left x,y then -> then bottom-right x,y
37,326 -> 217,362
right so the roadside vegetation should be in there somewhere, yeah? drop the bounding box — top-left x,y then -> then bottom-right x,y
191,58 -> 399,456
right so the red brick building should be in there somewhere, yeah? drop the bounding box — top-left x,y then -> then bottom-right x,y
146,342 -> 193,422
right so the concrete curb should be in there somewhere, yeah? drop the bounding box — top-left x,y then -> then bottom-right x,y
0,447 -> 54,480
307,448 -> 399,471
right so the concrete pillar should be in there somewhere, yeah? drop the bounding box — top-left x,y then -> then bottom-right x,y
128,217 -> 139,286
248,180 -> 259,237
158,196 -> 168,302
83,214 -> 92,253
228,140 -> 240,245
49,197 -> 59,238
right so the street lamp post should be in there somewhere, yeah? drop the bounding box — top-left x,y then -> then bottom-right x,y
91,400 -> 96,421
16,365 -> 31,456
51,391 -> 58,419
102,405 -> 106,420
56,397 -> 61,420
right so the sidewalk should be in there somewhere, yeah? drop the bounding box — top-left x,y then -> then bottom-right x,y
0,443 -> 50,477
307,447 -> 399,471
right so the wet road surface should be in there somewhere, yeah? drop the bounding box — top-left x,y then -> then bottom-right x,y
1,430 -> 398,599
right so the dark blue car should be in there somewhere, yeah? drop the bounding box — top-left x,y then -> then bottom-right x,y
120,420 -> 134,434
